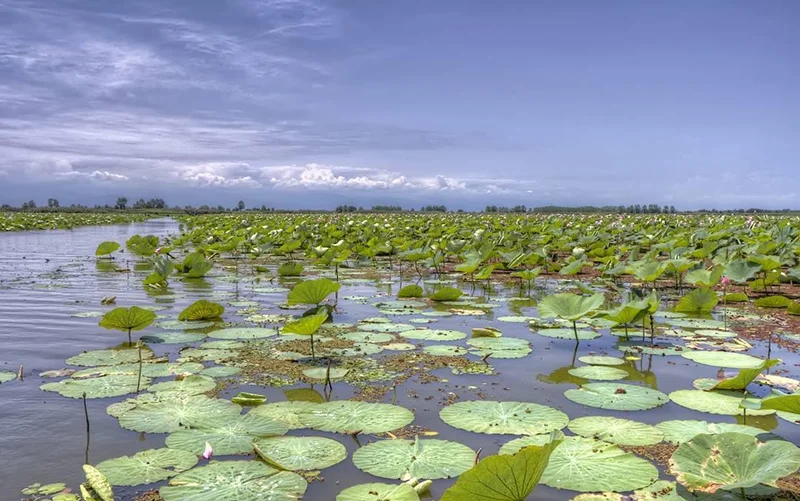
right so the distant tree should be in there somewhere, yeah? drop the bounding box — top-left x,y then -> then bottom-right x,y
237,200 -> 245,211
47,198 -> 59,208
670,205 -> 676,214
22,200 -> 37,209
421,205 -> 447,212
260,205 -> 267,211
115,197 -> 128,210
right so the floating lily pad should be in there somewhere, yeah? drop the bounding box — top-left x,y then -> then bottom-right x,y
302,367 -> 349,380
542,437 -> 659,492
352,438 -> 474,480
498,433 -> 563,455
565,383 -> 669,411
209,327 -> 277,340
158,320 -> 217,330
331,343 -> 384,357
617,343 -> 689,356
140,332 -> 207,344
41,374 -> 151,399
421,311 -> 453,317
577,356 -> 625,366
253,436 -> 347,470
668,390 -> 774,416
166,412 -> 288,455
567,416 -> 663,446
148,375 -> 216,396
568,366 -> 629,381
399,329 -> 467,341
440,401 -> 568,435
536,328 -> 601,340
0,371 -> 17,383
423,345 -> 468,356
72,362 -> 204,379
336,483 -> 420,501
159,460 -> 307,501
667,318 -> 726,330
693,329 -> 738,339
201,366 -> 241,377
669,432 -> 800,492
681,351 -> 764,369
118,395 -> 242,433
359,323 -> 415,333
96,448 -> 198,486
66,349 -> 153,367
298,401 -> 414,434
656,420 -> 771,444
382,342 -> 418,351
249,401 -> 318,429
339,331 -> 394,343
467,337 -> 531,359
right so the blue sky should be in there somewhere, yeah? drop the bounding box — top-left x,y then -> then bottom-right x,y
1,0 -> 798,209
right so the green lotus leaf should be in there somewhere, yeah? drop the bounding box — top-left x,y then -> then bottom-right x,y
383,342 -> 418,351
41,374 -> 151,399
96,448 -> 198,486
542,437 -> 658,492
249,401 -> 318,429
669,432 -> 800,492
757,393 -> 800,414
282,311 -> 328,336
140,332 -> 207,344
352,437 -> 474,480
277,262 -> 304,277
601,299 -> 650,326
181,252 -> 213,278
126,234 -> 159,257
118,395 -> 242,433
564,383 -> 669,411
159,319 -> 217,330
498,432 -> 566,455
66,349 -> 153,367
536,328 -> 601,340
148,375 -> 217,396
0,370 -> 17,383
695,359 -> 779,390
166,412 -> 288,455
668,390 -> 774,416
178,300 -> 225,321
336,483 -> 420,501
467,337 -> 532,359
567,365 -> 628,381
753,295 -> 791,308
674,288 -> 718,313
302,367 -> 349,380
423,345 -> 468,356
231,392 -> 266,406
99,306 -> 157,332
724,259 -> 762,284
298,401 -> 414,434
159,460 -> 307,501
83,464 -> 114,501
286,278 -> 340,305
253,436 -> 347,470
440,438 -> 561,501
684,266 -> 724,288
567,416 -> 663,446
201,366 -> 240,377
680,351 -> 764,369
439,401 -> 568,435
656,420 -> 771,444
339,331 -> 394,343
577,355 -> 625,366
398,285 -> 424,298
429,287 -> 463,301
209,327 -> 277,340
399,329 -> 466,341
359,323 -> 416,333
722,293 -> 749,303
95,241 -> 121,256
788,301 -> 800,315
471,326 -> 502,338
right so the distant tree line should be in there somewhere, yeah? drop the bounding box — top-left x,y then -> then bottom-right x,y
485,205 -> 528,213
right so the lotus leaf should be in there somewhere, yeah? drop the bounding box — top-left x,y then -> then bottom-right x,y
231,392 -> 267,406
564,383 -> 668,411
99,306 -> 157,334
249,401 -> 318,429
141,332 -> 207,344
96,448 -> 198,486
352,437 -> 474,480
440,438 -> 561,501
467,337 -> 531,359
340,331 -> 394,343
83,464 -> 114,501
166,412 -> 288,455
536,328 -> 600,340
336,483 -> 420,501
429,287 -> 463,301
499,432 -> 565,455
577,355 -> 625,366
681,351 -> 764,369
753,295 -> 791,308
41,374 -> 151,398
178,300 -> 225,321
668,390 -> 774,416
209,327 -> 277,340
118,395 -> 242,433
287,278 -> 341,305
253,436 -> 347,470
423,345 -> 468,356
440,401 -> 568,435
398,285 -> 424,298
302,367 -> 349,380
567,416 -> 663,446
299,400 -> 413,434
148,375 -> 216,396
159,320 -> 217,330
399,329 -> 466,341
656,420 -> 770,444
95,241 -> 121,256
674,288 -> 718,313
159,460 -> 307,501
282,311 -> 328,335
359,322 -> 416,333
669,432 -> 800,492
0,371 -> 17,383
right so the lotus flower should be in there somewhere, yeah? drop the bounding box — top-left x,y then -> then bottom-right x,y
202,441 -> 213,460
721,276 -> 730,286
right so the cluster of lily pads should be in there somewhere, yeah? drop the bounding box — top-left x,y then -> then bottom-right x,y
0,212 -> 152,232
10,212 -> 800,501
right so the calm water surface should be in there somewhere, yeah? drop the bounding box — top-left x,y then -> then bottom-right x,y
1,219 -> 797,500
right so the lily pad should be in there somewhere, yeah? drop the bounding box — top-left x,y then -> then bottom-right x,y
339,331 -> 394,343
423,345 -> 469,356
577,356 -> 625,366
303,367 -> 349,380
467,337 -> 532,359
498,433 -> 564,455
681,351 -> 764,369
158,320 -> 217,330
66,349 -> 153,367
298,401 -> 414,434
567,366 -> 629,381
253,436 -> 347,470
0,371 -> 17,383
542,437 -> 659,492
209,327 -> 277,340
399,329 -> 467,341
440,401 -> 568,435
565,383 -> 669,411
567,416 -> 663,446
159,460 -> 307,501
360,323 -> 415,333
656,420 -> 771,444
118,395 -> 242,433
166,412 -> 288,455
669,432 -> 800,492
352,437 -> 474,480
41,374 -> 151,399
536,328 -> 600,340
668,390 -> 774,416
148,375 -> 216,396
249,401 -> 318,429
336,483 -> 420,501
140,332 -> 207,344
96,448 -> 198,486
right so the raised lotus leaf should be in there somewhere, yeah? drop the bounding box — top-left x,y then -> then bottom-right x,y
96,448 -> 198,486
287,278 -> 341,305
674,288 -> 718,313
159,460 -> 307,501
440,400 -> 568,435
83,464 -> 114,501
282,311 -> 328,336
95,241 -> 121,256
178,300 -> 225,321
397,284 -> 424,298
298,400 -> 414,434
352,437 -> 474,480
669,432 -> 800,492
253,436 -> 347,470
429,287 -> 463,301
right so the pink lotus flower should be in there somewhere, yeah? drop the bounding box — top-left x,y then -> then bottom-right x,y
721,276 -> 730,286
154,247 -> 163,255
202,441 -> 213,460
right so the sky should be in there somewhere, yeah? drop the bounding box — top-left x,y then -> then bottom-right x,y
1,0 -> 798,210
